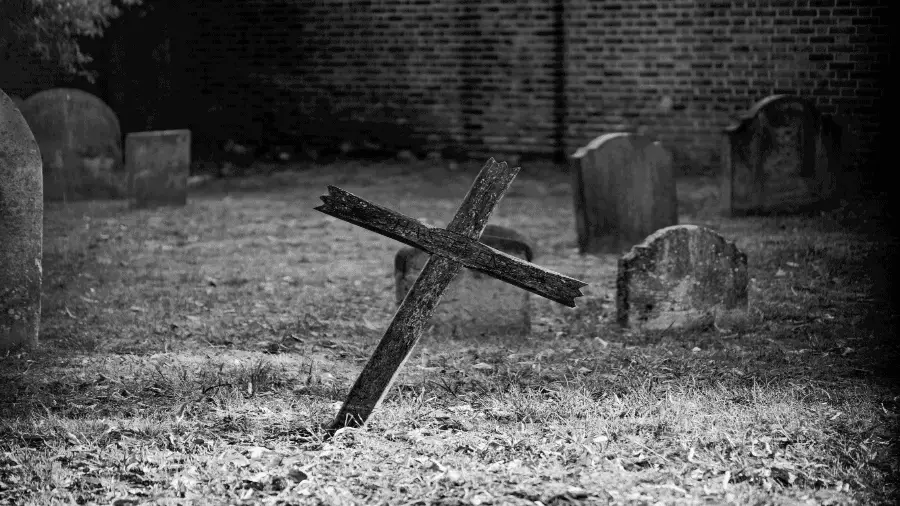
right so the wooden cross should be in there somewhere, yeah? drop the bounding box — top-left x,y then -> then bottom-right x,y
315,158 -> 587,432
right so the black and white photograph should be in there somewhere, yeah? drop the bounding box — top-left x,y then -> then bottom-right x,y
0,1 -> 894,504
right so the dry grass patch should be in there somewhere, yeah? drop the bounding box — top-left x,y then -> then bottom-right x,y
1,161 -> 897,505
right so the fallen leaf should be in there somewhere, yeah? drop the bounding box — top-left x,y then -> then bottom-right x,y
171,474 -> 198,490
471,492 -> 493,505
444,469 -> 463,483
424,459 -> 445,472
245,471 -> 270,484
218,450 -> 250,468
246,446 -> 271,460
287,467 -> 308,482
489,408 -> 514,419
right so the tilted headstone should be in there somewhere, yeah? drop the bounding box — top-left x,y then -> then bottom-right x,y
126,129 -> 191,208
315,158 -> 587,432
395,224 -> 534,337
721,94 -> 842,215
0,89 -> 43,351
19,88 -> 125,201
571,132 -> 678,255
616,224 -> 748,330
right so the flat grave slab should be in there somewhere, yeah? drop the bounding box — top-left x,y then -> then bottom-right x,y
126,129 -> 191,208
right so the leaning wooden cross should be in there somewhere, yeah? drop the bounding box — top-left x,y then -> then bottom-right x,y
315,158 -> 587,432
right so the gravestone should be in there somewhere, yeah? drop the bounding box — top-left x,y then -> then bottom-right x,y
0,89 -> 43,351
19,88 -> 126,201
616,224 -> 748,330
315,158 -> 587,432
571,132 -> 677,255
721,94 -> 842,215
126,129 -> 191,208
395,224 -> 534,337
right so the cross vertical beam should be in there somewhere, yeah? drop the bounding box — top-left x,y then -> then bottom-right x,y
315,158 -> 587,432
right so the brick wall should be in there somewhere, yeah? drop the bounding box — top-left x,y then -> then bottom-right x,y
100,0 -> 893,172
563,0 -> 891,173
178,0 -> 564,160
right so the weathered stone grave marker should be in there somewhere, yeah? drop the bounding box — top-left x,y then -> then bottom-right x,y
721,94 -> 842,215
571,132 -> 677,255
316,158 -> 587,431
125,129 -> 191,208
395,224 -> 534,337
20,88 -> 125,201
1,88 -> 43,351
616,224 -> 748,330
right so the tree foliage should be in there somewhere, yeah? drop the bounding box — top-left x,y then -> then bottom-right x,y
1,0 -> 143,84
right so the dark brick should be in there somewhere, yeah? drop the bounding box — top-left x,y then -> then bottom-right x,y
72,0 -> 879,171
831,8 -> 859,17
828,62 -> 856,71
829,25 -> 856,35
810,35 -> 836,43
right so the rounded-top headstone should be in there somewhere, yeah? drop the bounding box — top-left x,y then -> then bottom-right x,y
20,88 -> 125,201
571,132 -> 677,255
721,94 -> 841,216
0,88 -> 44,351
616,224 -> 748,330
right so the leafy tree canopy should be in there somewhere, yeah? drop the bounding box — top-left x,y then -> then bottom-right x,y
1,0 -> 143,84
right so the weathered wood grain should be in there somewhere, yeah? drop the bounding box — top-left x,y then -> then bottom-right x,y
318,158 -> 587,432
444,158 -> 518,236
330,254 -> 463,429
316,186 -> 586,307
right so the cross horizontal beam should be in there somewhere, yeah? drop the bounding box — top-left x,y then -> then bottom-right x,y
316,186 -> 586,307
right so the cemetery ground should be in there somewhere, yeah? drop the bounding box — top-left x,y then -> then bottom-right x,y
1,161 -> 897,505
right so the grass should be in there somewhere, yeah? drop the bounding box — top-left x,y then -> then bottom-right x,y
1,159 -> 897,505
